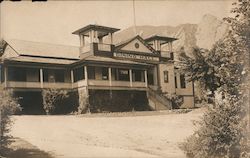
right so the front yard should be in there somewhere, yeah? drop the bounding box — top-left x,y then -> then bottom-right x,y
9,109 -> 204,158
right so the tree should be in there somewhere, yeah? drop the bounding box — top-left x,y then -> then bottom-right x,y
0,90 -> 21,152
42,89 -> 69,115
180,0 -> 250,157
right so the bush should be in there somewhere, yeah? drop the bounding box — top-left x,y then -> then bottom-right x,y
164,93 -> 183,109
181,96 -> 248,158
0,90 -> 21,151
42,89 -> 69,115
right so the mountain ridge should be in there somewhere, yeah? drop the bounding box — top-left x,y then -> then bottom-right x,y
113,14 -> 229,56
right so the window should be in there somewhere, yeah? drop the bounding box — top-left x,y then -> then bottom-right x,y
163,71 -> 169,83
73,66 -> 84,82
26,68 -> 40,82
118,69 -> 129,81
102,67 -> 109,80
8,67 -> 26,82
87,66 -> 95,79
43,69 -> 49,82
180,74 -> 186,88
148,73 -> 154,85
55,69 -> 65,83
132,69 -> 144,82
174,73 -> 177,88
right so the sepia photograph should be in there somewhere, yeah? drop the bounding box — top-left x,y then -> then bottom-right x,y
0,0 -> 249,157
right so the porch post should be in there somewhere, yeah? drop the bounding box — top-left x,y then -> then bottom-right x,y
89,31 -> 93,43
4,67 -> 7,88
80,35 -> 85,47
129,69 -> 133,87
71,70 -> 74,88
108,67 -> 112,87
144,70 -> 148,87
84,66 -> 88,85
40,68 -> 43,88
109,33 -> 113,45
94,31 -> 98,43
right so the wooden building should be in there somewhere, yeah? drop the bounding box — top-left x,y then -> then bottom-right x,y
0,24 -> 194,114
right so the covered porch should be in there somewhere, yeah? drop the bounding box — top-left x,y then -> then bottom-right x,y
1,64 -> 159,90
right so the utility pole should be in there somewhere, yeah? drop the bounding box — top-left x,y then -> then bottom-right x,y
132,0 -> 137,35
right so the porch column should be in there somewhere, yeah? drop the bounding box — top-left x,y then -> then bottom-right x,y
129,69 -> 133,87
109,33 -> 113,45
40,68 -> 43,88
99,37 -> 103,44
108,67 -> 112,87
144,70 -> 148,87
89,31 -> 94,43
71,70 -> 74,88
84,66 -> 88,84
4,67 -> 7,88
94,31 -> 98,43
80,35 -> 85,47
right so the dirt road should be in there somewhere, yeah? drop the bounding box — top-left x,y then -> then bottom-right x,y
10,110 -> 203,158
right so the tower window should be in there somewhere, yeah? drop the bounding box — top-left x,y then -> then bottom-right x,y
180,74 -> 186,88
174,73 -> 177,88
163,71 -> 168,83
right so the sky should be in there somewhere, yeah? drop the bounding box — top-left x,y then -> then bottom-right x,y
0,0 -> 236,46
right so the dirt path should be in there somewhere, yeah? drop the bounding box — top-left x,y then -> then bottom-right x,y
10,110 -> 203,158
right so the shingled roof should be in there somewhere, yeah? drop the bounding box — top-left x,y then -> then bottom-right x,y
5,39 -> 80,60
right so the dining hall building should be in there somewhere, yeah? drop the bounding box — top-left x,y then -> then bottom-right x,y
0,24 -> 194,114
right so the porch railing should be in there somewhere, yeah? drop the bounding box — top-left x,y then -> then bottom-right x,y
97,43 -> 111,52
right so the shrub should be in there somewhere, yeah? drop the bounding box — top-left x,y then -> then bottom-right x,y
181,95 -> 248,158
42,89 -> 69,115
0,90 -> 21,151
164,93 -> 183,109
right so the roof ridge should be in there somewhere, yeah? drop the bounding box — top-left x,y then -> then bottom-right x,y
5,39 -> 80,48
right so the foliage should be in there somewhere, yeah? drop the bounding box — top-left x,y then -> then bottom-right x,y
179,47 -> 220,97
164,93 -> 183,109
181,95 -> 248,158
0,90 -> 21,151
42,89 -> 69,115
180,0 -> 250,157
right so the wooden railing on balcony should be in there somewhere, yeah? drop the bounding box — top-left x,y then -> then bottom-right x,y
80,45 -> 91,54
97,43 -> 111,52
5,79 -> 147,89
7,81 -> 41,89
161,51 -> 174,60
43,82 -> 72,89
6,81 -> 72,89
80,43 -> 112,54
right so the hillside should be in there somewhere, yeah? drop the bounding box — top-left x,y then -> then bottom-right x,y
113,14 -> 229,56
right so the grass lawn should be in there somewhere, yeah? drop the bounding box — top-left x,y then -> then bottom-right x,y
9,108 -> 204,158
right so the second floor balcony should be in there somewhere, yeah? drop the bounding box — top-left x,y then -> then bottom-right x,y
80,43 -> 114,55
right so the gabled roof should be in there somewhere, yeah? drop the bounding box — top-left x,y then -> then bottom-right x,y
5,39 -> 80,60
4,56 -> 76,65
144,35 -> 178,44
115,35 -> 158,54
72,24 -> 120,35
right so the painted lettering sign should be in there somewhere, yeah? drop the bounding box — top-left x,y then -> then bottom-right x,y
113,52 -> 159,62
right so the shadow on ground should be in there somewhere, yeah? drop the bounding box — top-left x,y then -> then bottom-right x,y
4,148 -> 53,158
1,138 -> 54,158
